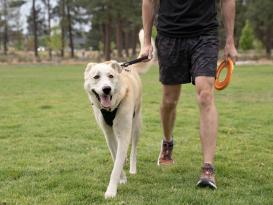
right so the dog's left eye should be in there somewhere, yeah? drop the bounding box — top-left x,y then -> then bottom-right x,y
108,74 -> 114,79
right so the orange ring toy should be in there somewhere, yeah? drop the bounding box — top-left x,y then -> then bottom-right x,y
215,58 -> 234,90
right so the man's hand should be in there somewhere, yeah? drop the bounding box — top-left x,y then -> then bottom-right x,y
141,43 -> 153,61
224,37 -> 238,64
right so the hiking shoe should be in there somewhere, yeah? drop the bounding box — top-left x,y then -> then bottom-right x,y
157,139 -> 174,165
196,163 -> 217,189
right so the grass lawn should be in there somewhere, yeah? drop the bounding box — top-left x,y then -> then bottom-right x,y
0,63 -> 272,205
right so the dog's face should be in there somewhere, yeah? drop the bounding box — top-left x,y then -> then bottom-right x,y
84,61 -> 123,110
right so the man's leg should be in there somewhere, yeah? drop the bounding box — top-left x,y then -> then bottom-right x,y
161,84 -> 181,141
195,76 -> 218,188
195,76 -> 217,164
158,84 -> 181,165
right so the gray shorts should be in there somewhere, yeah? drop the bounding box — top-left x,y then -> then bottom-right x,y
155,34 -> 219,85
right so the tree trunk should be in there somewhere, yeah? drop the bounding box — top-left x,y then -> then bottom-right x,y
104,19 -> 111,60
132,27 -> 138,57
265,44 -> 271,58
60,0 -> 65,57
3,0 -> 8,55
115,18 -> 123,58
46,0 -> 52,60
124,30 -> 129,57
66,1 -> 74,58
265,29 -> 272,59
99,24 -> 104,57
32,0 -> 39,58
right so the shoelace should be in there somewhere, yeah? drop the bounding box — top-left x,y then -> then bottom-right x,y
202,164 -> 215,177
162,141 -> 173,160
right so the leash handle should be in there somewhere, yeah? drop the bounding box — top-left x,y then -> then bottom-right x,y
120,56 -> 149,67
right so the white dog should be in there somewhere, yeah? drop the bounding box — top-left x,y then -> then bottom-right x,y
84,30 -> 155,198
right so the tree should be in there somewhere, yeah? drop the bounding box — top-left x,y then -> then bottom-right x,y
54,0 -> 88,58
27,1 -> 48,58
32,0 -> 39,58
66,0 -> 74,58
42,0 -> 53,59
60,0 -> 66,57
234,0 -> 248,47
1,0 -> 8,55
9,0 -> 26,51
84,0 -> 113,60
86,23 -> 100,50
82,0 -> 142,60
49,26 -> 62,55
0,0 -> 26,54
239,20 -> 254,50
248,0 -> 273,57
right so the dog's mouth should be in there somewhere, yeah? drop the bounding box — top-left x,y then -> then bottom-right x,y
92,89 -> 112,108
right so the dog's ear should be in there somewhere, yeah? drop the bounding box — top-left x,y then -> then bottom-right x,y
84,63 -> 96,79
110,61 -> 122,73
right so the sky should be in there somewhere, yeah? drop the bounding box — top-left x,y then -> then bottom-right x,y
20,0 -> 58,34
11,0 -> 90,34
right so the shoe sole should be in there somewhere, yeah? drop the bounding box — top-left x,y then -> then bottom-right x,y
196,179 -> 217,189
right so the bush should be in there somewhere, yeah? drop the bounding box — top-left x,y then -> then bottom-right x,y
239,20 -> 255,50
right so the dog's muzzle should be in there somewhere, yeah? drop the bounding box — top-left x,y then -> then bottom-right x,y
92,89 -> 112,108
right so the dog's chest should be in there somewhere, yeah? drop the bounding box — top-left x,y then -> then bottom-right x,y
100,108 -> 118,126
100,108 -> 136,127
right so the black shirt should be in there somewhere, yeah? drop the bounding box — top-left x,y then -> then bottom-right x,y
156,0 -> 218,38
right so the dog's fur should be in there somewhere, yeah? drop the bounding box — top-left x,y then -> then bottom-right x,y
84,30 -> 155,198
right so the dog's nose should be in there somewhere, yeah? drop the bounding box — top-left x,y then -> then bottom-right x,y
102,86 -> 111,95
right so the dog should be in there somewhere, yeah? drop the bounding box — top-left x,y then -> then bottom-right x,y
84,30 -> 155,198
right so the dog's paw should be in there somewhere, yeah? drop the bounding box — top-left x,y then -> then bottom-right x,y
104,190 -> 117,199
104,187 -> 117,199
119,177 -> 127,184
129,168 -> 137,175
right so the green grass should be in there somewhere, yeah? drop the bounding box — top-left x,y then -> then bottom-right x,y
0,64 -> 272,205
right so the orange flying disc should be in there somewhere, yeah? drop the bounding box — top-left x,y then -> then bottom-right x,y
215,58 -> 234,90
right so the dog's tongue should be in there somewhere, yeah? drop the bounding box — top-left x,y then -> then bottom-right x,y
100,95 -> 111,108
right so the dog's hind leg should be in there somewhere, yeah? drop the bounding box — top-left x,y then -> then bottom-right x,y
130,112 -> 141,174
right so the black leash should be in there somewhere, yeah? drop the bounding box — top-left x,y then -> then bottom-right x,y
120,56 -> 148,68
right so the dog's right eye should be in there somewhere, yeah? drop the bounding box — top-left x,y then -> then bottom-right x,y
93,75 -> 100,79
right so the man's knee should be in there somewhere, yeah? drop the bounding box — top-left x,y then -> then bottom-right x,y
161,97 -> 178,110
197,90 -> 214,108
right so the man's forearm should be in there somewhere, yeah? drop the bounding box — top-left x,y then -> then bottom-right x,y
142,0 -> 156,45
221,0 -> 235,44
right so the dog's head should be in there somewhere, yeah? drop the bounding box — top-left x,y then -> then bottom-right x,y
84,61 -> 124,110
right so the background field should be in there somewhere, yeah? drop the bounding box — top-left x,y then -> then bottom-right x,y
0,64 -> 272,205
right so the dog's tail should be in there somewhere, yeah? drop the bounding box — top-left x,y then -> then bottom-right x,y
133,29 -> 156,75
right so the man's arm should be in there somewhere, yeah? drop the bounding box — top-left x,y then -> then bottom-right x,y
221,0 -> 238,63
141,0 -> 156,60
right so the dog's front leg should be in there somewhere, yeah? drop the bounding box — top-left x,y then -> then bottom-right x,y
104,125 -> 131,199
102,127 -> 127,184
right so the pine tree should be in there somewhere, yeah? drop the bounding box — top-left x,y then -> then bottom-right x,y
239,20 -> 254,50
248,0 -> 273,57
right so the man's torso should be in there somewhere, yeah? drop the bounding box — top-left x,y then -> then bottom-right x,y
156,0 -> 218,38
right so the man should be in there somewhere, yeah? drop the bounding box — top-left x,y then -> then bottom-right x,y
141,0 -> 237,189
